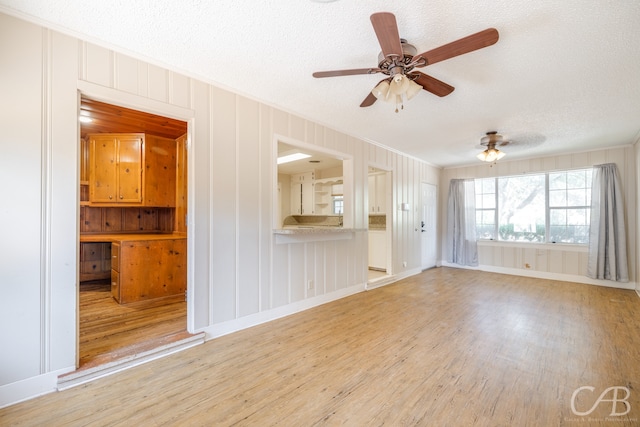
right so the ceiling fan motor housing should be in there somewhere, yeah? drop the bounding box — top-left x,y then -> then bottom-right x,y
378,39 -> 418,77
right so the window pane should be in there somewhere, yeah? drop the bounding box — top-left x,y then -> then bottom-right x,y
498,174 -> 545,242
567,170 -> 587,189
549,189 -> 566,207
482,194 -> 495,209
567,208 -> 587,225
567,189 -> 586,206
549,173 -> 565,190
550,209 -> 566,225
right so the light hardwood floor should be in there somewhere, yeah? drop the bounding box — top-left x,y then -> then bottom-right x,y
3,268 -> 640,426
78,281 -> 186,368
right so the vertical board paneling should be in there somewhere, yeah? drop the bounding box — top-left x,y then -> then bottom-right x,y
305,243 -> 316,298
49,30 -> 80,370
335,241 -> 348,289
272,109 -> 288,136
191,80 -> 212,330
84,43 -> 112,87
325,240 -> 337,292
259,104 -> 273,311
289,115 -> 305,141
237,96 -> 260,317
289,243 -> 305,302
210,86 -> 237,323
314,241 -> 326,296
137,62 -> 149,98
272,242 -> 289,308
170,72 -> 190,108
114,53 -> 139,95
0,14 -> 45,384
147,64 -> 168,102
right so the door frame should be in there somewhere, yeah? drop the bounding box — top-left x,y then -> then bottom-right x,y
76,83 -> 196,366
420,181 -> 438,270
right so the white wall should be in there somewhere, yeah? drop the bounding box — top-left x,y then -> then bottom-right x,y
0,12 -> 439,407
440,146 -> 637,290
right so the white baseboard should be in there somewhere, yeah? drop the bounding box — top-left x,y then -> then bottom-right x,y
440,261 -> 636,290
0,367 -> 72,409
200,283 -> 367,340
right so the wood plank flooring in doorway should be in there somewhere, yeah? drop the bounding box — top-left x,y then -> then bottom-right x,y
3,268 -> 640,426
78,281 -> 187,369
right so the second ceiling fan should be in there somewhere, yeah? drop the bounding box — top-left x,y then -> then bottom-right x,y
313,12 -> 499,111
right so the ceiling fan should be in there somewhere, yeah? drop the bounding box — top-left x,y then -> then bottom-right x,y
313,12 -> 499,111
477,131 -> 510,162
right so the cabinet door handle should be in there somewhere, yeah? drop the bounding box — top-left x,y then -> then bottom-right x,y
109,195 -> 112,199
120,195 -> 123,199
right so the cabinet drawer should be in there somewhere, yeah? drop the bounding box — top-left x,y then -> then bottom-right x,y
111,242 -> 120,272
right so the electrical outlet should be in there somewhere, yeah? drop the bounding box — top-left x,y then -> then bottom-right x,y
307,279 -> 314,290
402,261 -> 407,267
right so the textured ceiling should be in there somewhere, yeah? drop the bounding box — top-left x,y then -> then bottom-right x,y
2,0 -> 640,167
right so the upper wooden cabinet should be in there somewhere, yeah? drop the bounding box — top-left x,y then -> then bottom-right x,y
88,133 -> 176,207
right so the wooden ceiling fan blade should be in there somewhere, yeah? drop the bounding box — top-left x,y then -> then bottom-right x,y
370,12 -> 403,59
313,68 -> 380,78
410,72 -> 455,97
360,78 -> 389,107
360,92 -> 378,108
413,28 -> 499,67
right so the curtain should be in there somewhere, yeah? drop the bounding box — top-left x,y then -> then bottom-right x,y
447,179 -> 478,266
587,163 -> 629,282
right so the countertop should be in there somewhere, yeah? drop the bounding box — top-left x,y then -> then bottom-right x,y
80,233 -> 187,243
273,227 -> 366,235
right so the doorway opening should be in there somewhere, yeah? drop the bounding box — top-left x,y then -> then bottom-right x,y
421,182 -> 438,270
367,166 -> 392,285
77,97 -> 190,370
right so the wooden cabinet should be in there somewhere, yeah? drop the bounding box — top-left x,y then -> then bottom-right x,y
88,133 -> 176,207
79,242 -> 111,282
110,236 -> 186,304
290,171 -> 315,214
90,134 -> 143,204
368,173 -> 387,214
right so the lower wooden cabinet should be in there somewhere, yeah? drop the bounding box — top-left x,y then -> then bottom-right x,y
110,237 -> 186,304
79,242 -> 111,282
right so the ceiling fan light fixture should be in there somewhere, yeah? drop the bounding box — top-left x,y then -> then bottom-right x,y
477,147 -> 506,162
405,79 -> 422,100
372,80 -> 391,100
389,74 -> 409,96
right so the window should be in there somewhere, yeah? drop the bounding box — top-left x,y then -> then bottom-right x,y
548,169 -> 591,243
332,196 -> 344,214
475,178 -> 496,239
475,168 -> 592,244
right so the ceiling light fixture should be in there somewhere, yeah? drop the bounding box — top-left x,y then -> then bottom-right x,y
372,74 -> 422,113
79,110 -> 93,123
277,152 -> 311,165
477,131 -> 507,163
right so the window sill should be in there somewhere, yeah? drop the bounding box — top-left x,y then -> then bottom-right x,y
477,239 -> 588,252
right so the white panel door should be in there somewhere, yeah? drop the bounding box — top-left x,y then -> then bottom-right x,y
421,183 -> 437,269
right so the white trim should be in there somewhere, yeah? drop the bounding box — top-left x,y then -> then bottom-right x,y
366,267 -> 422,290
0,367 -> 72,409
440,261 -> 636,290
477,240 -> 588,252
201,283 -> 365,340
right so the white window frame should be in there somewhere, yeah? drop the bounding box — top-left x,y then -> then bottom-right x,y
475,168 -> 592,245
